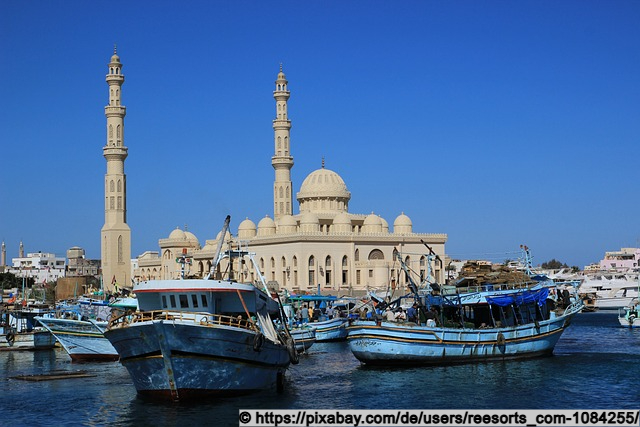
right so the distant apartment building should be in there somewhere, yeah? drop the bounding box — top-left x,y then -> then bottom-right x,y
9,251 -> 66,283
600,248 -> 640,270
599,247 -> 640,270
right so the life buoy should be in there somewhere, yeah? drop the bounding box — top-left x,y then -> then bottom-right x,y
286,337 -> 299,365
253,332 -> 264,352
6,332 -> 15,346
496,332 -> 506,346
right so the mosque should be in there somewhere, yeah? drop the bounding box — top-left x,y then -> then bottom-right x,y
101,50 -> 448,295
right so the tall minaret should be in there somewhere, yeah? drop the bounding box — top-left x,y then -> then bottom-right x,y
19,241 -> 24,258
272,65 -> 294,220
101,46 -> 131,292
1,241 -> 5,267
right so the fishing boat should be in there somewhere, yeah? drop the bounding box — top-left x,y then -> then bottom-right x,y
289,325 -> 316,352
1,302 -> 56,350
618,302 -> 639,328
34,296 -> 137,361
103,216 -> 296,401
285,292 -> 354,342
35,316 -> 118,361
347,246 -> 584,365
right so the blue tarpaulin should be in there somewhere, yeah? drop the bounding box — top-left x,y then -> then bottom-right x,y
485,288 -> 549,307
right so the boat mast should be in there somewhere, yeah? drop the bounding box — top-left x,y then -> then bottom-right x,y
204,215 -> 231,280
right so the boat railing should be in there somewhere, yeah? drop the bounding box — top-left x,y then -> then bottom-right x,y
108,310 -> 258,333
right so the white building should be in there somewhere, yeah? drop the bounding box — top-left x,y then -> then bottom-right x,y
9,252 -> 66,283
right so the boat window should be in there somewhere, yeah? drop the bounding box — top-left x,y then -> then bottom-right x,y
191,294 -> 199,308
162,295 -> 168,309
169,295 -> 176,308
179,294 -> 189,308
201,295 -> 208,307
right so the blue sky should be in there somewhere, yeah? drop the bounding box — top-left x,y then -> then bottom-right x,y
1,1 -> 638,268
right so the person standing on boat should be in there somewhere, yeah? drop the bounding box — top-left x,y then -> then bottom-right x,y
301,304 -> 309,324
407,303 -> 418,323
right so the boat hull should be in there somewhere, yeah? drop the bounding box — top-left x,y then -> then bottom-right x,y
347,311 -> 577,366
311,318 -> 348,342
35,317 -> 119,361
290,327 -> 316,352
0,330 -> 56,350
104,320 -> 290,401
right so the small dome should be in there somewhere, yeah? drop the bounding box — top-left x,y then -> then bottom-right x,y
277,215 -> 298,234
333,213 -> 351,225
364,213 -> 382,226
332,212 -> 352,234
299,212 -> 320,233
278,215 -> 297,227
215,230 -> 232,241
169,227 -> 186,240
257,215 -> 276,229
257,215 -> 276,237
394,212 -> 413,234
238,217 -> 256,231
184,231 -> 198,243
300,212 -> 319,224
379,216 -> 389,233
238,218 -> 257,239
362,212 -> 383,234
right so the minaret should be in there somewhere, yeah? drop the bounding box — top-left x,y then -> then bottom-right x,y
1,241 -> 5,266
19,241 -> 24,258
101,46 -> 131,292
272,65 -> 294,220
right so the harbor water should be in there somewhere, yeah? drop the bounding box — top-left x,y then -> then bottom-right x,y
0,311 -> 638,426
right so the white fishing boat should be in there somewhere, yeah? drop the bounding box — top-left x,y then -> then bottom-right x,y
347,246 -> 584,365
103,217 -> 296,401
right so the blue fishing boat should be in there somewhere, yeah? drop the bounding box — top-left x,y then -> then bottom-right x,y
103,217 -> 296,401
35,316 -> 119,361
289,325 -> 316,352
347,246 -> 584,365
311,317 -> 349,341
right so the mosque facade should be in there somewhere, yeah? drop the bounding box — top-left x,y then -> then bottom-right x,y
134,64 -> 448,295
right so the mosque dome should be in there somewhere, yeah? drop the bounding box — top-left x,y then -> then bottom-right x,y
299,212 -> 320,233
379,216 -> 389,233
238,218 -> 257,239
332,212 -> 352,234
169,227 -> 186,240
362,212 -> 383,234
393,212 -> 413,234
215,230 -> 232,242
277,215 -> 298,234
297,165 -> 351,214
184,231 -> 198,243
257,215 -> 277,237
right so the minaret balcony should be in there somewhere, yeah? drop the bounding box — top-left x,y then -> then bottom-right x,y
105,106 -> 127,117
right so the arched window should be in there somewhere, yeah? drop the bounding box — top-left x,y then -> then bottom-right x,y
109,125 -> 113,138
117,235 -> 123,263
293,256 -> 298,267
110,180 -> 115,192
281,257 -> 286,268
117,180 -> 122,192
271,257 -> 275,268
308,256 -> 315,267
355,249 -> 360,262
368,249 -> 384,260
